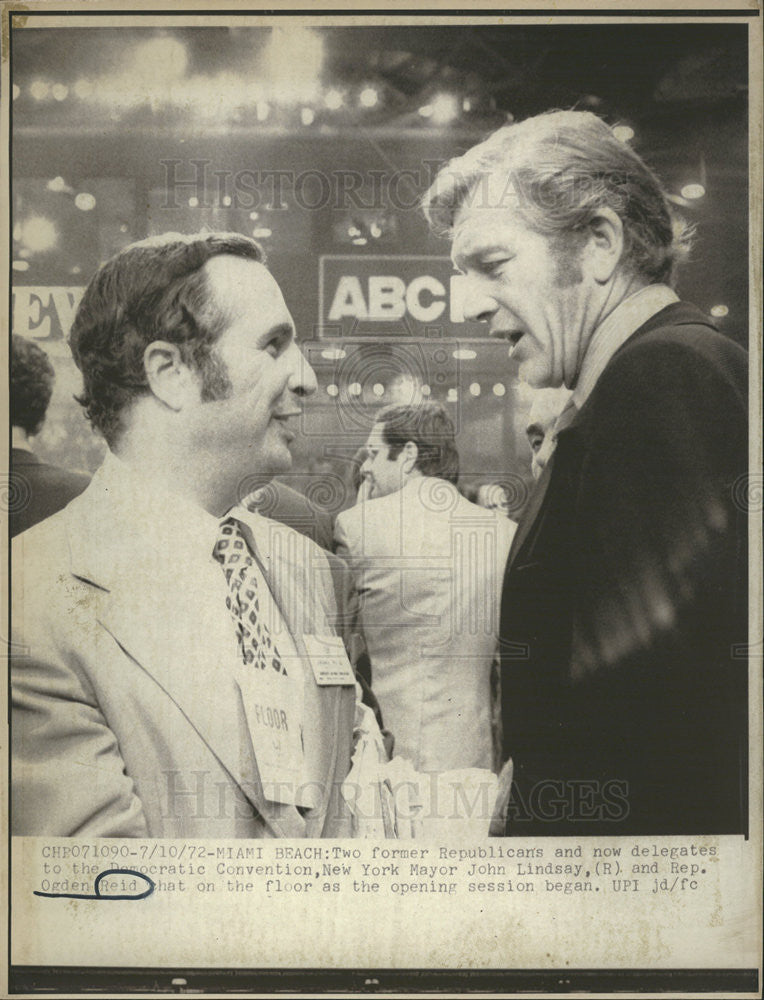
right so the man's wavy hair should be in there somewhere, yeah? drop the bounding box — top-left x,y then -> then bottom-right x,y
69,232 -> 265,447
422,109 -> 692,286
11,335 -> 55,436
376,401 -> 460,485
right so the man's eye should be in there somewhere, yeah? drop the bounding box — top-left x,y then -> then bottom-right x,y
528,437 -> 542,453
482,258 -> 509,274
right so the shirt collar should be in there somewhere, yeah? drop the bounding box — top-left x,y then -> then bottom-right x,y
11,427 -> 34,452
99,451 -> 222,561
572,284 -> 679,410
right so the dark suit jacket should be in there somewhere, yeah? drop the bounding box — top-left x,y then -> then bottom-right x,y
245,479 -> 335,551
9,448 -> 90,538
500,302 -> 748,836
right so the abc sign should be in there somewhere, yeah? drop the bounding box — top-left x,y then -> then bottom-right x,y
327,274 -> 468,324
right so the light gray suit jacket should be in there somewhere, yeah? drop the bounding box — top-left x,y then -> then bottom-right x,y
11,465 -> 355,838
335,478 -> 515,772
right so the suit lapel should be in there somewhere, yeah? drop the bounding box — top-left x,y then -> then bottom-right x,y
244,514 -> 346,832
506,302 -> 713,576
65,480 -> 301,838
506,454 -> 556,572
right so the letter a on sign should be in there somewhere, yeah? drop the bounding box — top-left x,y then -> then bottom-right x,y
328,276 -> 368,321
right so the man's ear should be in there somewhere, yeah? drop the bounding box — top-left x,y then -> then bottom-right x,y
402,440 -> 419,475
143,341 -> 196,411
585,207 -> 625,284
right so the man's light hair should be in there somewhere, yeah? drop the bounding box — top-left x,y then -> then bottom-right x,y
422,109 -> 692,287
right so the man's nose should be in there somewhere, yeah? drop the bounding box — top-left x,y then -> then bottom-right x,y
286,342 -> 318,397
460,279 -> 497,325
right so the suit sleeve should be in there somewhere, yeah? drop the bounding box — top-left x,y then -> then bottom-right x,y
570,336 -> 747,680
11,585 -> 148,838
332,511 -> 352,561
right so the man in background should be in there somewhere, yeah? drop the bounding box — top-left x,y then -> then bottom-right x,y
9,334 -> 90,537
12,232 -> 357,838
424,109 -> 748,835
334,402 -> 516,773
524,386 -> 573,481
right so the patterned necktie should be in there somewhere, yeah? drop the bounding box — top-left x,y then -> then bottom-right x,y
213,517 -> 286,676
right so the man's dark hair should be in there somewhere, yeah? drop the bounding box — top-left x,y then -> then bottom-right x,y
376,401 -> 459,485
11,335 -> 55,436
69,231 -> 265,446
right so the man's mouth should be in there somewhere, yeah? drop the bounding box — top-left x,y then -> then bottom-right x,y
491,329 -> 526,357
272,412 -> 299,442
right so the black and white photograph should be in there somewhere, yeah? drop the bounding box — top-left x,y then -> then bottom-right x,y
2,2 -> 762,995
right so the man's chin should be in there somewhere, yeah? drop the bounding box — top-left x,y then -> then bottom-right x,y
239,449 -> 293,495
519,365 -> 556,390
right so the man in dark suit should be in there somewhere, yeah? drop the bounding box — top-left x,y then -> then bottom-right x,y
245,479 -> 334,551
9,335 -> 90,537
423,110 -> 748,835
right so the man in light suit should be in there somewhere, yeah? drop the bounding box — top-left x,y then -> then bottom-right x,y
334,402 -> 516,773
11,232 -> 356,838
424,109 -> 749,834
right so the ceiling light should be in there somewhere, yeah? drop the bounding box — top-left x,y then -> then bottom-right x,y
133,36 -> 188,84
52,84 -> 69,101
612,124 -> 634,143
359,87 -> 378,108
325,89 -> 343,110
264,26 -> 322,103
453,348 -> 476,360
493,383 -> 506,397
321,348 -> 347,361
710,304 -> 729,318
348,382 -> 362,396
372,383 -> 385,397
75,193 -> 96,211
469,382 -> 481,397
430,93 -> 459,125
301,107 -> 315,125
30,80 -> 50,101
327,384 -> 339,397
74,78 -> 94,99
19,216 -> 58,253
681,183 -> 706,200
